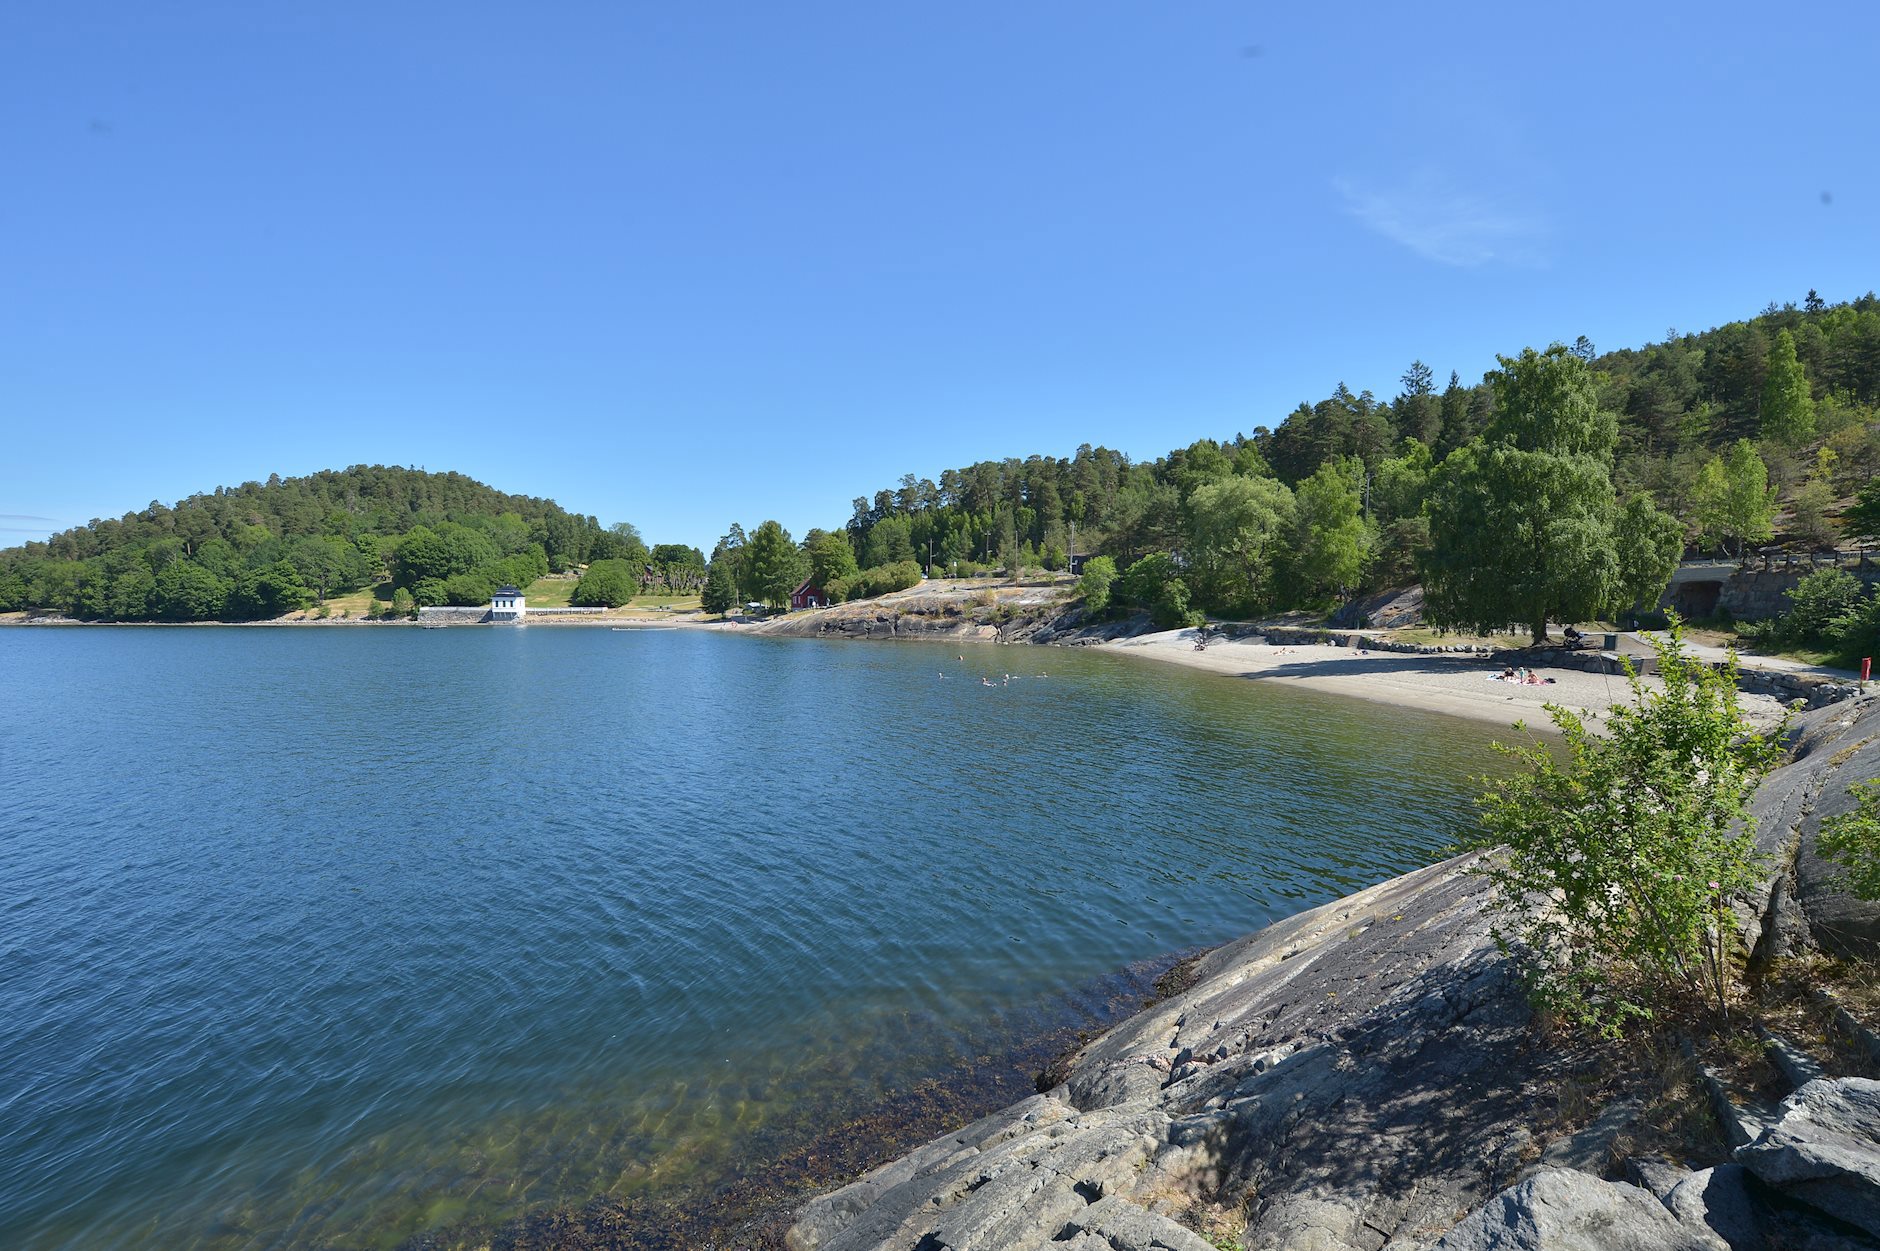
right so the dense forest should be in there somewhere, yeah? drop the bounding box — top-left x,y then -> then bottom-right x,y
714,291 -> 1880,639
10,293 -> 1880,634
0,466 -> 691,621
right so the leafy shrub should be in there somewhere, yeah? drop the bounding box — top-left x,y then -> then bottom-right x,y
1078,555 -> 1118,614
1819,780 -> 1880,902
1115,553 -> 1203,628
442,570 -> 498,606
1468,619 -> 1786,1037
1829,594 -> 1880,666
571,559 -> 637,607
1780,568 -> 1865,644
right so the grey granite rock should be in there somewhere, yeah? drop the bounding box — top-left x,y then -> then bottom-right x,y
1662,1165 -> 1762,1250
790,856 -> 1550,1251
1735,1077 -> 1880,1240
787,702 -> 1880,1251
1432,1168 -> 1725,1250
1624,1155 -> 1692,1202
1795,728 -> 1880,960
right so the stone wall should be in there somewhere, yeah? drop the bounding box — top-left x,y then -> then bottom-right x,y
1660,556 -> 1880,622
1242,623 -> 1488,656
415,606 -> 488,625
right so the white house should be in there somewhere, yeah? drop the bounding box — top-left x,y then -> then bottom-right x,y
490,584 -> 527,622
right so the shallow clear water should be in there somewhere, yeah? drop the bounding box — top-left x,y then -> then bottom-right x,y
0,627 -> 1512,1248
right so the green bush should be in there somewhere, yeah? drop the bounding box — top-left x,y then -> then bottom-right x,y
571,558 -> 637,607
1115,553 -> 1203,628
1781,568 -> 1865,644
1819,780 -> 1880,901
1829,594 -> 1880,666
1467,619 -> 1786,1037
835,560 -> 923,602
442,570 -> 498,606
1078,555 -> 1118,614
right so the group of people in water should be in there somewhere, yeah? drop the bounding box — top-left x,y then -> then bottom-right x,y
937,657 -> 1046,687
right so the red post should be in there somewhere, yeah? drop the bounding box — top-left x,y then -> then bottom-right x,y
1863,657 -> 1872,684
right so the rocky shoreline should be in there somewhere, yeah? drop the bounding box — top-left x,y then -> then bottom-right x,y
784,697 -> 1880,1251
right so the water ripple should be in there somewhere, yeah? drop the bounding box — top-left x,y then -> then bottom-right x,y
0,627 -> 1510,1249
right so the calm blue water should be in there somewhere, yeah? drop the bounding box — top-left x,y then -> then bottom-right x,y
0,627 -> 1510,1248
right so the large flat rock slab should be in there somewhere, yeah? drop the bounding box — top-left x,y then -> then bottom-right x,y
1735,1077 -> 1880,1239
791,855 -> 1549,1251
1432,1168 -> 1725,1251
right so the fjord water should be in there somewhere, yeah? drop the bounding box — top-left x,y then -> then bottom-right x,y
0,627 -> 1511,1249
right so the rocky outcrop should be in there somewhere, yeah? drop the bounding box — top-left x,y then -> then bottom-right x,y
1432,1169 -> 1725,1251
1741,696 -> 1880,966
1736,1078 -> 1880,1239
1329,586 -> 1427,630
789,698 -> 1880,1251
791,856 -> 1548,1251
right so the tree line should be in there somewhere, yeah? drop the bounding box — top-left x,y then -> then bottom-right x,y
800,291 -> 1880,640
0,466 -> 693,621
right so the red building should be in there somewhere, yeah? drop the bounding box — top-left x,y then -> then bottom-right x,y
789,578 -> 827,610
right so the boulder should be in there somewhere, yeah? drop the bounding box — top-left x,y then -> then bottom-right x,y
1735,1077 -> 1880,1240
1661,1165 -> 1762,1250
1432,1168 -> 1725,1250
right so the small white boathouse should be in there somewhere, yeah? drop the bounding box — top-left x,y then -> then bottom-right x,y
490,584 -> 526,622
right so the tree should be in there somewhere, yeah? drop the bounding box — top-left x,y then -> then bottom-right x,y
154,562 -> 229,619
805,528 -> 859,587
1610,494 -> 1683,619
1115,553 -> 1201,628
589,523 -> 650,566
107,567 -> 156,620
1422,345 -> 1620,642
571,559 -> 638,607
986,512 -> 1015,584
230,560 -> 314,618
743,520 -> 802,610
287,534 -> 372,601
1077,555 -> 1117,614
1692,440 -> 1775,557
712,524 -> 749,601
1759,328 -> 1817,445
1468,622 -> 1785,1036
1289,458 -> 1372,603
701,560 -> 738,616
1185,475 -> 1294,616
1842,476 -> 1880,545
1396,360 -> 1441,445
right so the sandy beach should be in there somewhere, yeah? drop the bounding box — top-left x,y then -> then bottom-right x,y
1102,627 -> 1792,733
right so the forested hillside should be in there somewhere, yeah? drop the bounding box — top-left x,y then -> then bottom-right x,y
793,291 -> 1880,636
0,466 -> 653,620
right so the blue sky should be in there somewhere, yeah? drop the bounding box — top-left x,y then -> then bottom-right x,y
4,3 -> 1876,552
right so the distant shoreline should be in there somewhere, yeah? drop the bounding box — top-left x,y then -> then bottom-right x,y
1,607 -> 1795,734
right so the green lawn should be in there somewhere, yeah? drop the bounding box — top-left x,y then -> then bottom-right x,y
312,583 -> 392,618
627,593 -> 702,612
522,576 -> 579,608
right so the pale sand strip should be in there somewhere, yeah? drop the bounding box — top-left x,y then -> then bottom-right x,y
1102,628 -> 1790,733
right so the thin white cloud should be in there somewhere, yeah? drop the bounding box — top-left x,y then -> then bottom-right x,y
1334,171 -> 1546,267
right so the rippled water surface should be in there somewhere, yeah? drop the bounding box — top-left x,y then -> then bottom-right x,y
0,627 -> 1513,1248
